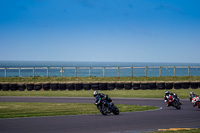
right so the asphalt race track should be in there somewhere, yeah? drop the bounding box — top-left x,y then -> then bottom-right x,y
0,96 -> 200,133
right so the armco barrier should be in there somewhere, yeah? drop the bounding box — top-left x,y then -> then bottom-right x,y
0,81 -> 200,91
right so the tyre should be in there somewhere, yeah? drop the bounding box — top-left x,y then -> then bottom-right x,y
10,83 -> 18,91
91,83 -> 99,90
115,82 -> 124,90
27,83 -> 34,91
157,82 -> 165,90
112,105 -> 120,115
190,82 -> 199,89
165,82 -> 173,89
34,83 -> 42,91
43,83 -> 50,91
98,105 -> 107,116
132,82 -> 140,90
99,83 -> 107,90
149,82 -> 156,90
18,83 -> 26,91
124,83 -> 132,90
174,82 -> 181,89
197,102 -> 200,108
51,83 -> 58,91
140,83 -> 149,90
174,101 -> 181,110
107,82 -> 115,90
2,83 -> 9,91
67,83 -> 75,91
59,83 -> 66,91
83,83 -> 91,90
181,82 -> 190,89
75,83 -> 83,91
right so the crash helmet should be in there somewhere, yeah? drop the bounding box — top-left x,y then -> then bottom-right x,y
93,90 -> 99,97
190,91 -> 194,95
165,90 -> 170,95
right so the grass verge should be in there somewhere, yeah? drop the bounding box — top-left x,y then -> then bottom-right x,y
0,89 -> 200,99
1,76 -> 200,82
149,128 -> 200,133
0,102 -> 158,118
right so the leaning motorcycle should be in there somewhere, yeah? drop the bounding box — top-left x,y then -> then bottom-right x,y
94,95 -> 119,115
191,96 -> 200,108
167,95 -> 181,109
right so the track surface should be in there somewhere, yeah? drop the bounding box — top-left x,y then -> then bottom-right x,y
0,96 -> 200,133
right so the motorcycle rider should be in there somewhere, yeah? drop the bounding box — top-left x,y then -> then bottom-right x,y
189,91 -> 198,102
190,91 -> 199,107
93,90 -> 113,105
164,90 -> 182,107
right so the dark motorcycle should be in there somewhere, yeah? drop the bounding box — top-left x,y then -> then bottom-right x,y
94,95 -> 119,115
167,95 -> 181,109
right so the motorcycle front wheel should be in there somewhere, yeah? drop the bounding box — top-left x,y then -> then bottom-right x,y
112,105 -> 120,115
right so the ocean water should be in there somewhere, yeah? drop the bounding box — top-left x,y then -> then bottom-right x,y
0,61 -> 200,77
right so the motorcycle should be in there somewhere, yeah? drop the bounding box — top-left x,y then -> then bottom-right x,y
191,96 -> 200,108
167,95 -> 181,109
94,95 -> 119,115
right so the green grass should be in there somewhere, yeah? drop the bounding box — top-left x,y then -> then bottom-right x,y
1,76 -> 200,83
0,102 -> 158,118
149,128 -> 200,133
0,89 -> 200,99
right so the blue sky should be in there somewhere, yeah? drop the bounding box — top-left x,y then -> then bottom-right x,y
0,0 -> 200,63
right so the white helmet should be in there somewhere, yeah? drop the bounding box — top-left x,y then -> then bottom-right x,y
190,91 -> 194,95
93,90 -> 99,97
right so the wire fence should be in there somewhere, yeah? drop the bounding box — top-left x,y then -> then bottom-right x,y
0,66 -> 200,77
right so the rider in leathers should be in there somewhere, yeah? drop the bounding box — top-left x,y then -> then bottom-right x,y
190,91 -> 199,107
93,90 -> 113,105
164,90 -> 181,107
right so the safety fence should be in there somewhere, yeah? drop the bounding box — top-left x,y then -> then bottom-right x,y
0,81 -> 200,91
1,66 -> 200,77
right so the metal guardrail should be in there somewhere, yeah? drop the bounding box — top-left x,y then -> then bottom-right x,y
0,66 -> 200,77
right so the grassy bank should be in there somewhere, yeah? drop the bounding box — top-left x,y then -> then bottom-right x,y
0,89 -> 200,99
149,128 -> 200,133
1,76 -> 200,83
0,102 -> 158,118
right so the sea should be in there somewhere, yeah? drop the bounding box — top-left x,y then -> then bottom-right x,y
0,61 -> 200,77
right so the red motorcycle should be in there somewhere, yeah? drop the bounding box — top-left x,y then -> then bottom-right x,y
167,95 -> 181,110
191,96 -> 200,108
